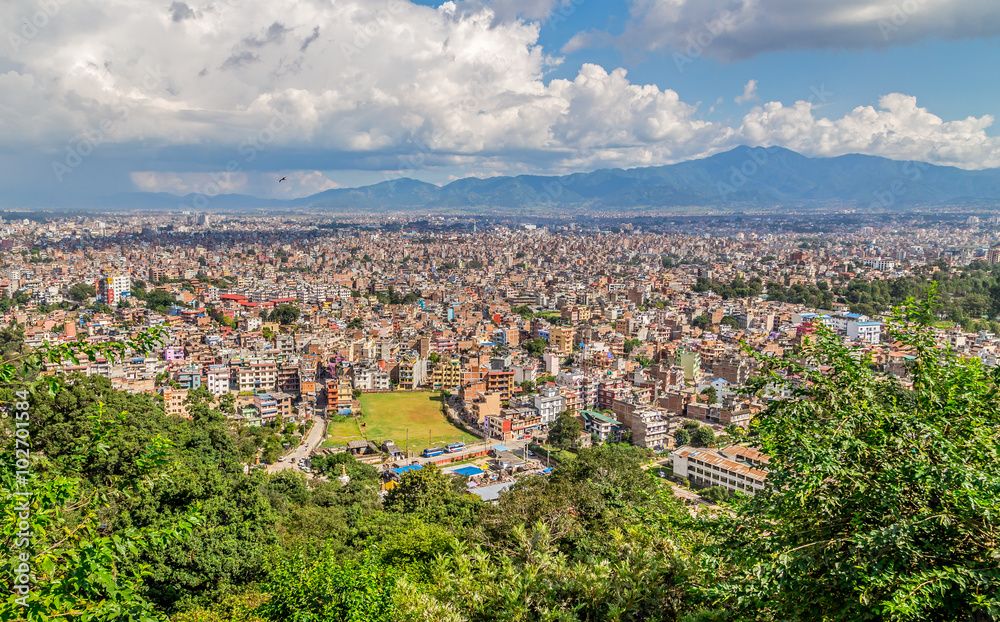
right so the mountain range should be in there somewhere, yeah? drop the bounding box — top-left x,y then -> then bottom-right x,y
95,146 -> 1000,211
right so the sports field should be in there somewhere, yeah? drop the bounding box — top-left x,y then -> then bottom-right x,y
325,391 -> 473,456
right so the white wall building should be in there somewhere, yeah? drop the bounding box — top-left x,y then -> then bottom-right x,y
97,274 -> 131,305
847,320 -> 882,344
670,445 -> 769,495
532,385 -> 565,425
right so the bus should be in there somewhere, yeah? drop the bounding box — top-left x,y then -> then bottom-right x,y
445,442 -> 466,453
422,447 -> 445,458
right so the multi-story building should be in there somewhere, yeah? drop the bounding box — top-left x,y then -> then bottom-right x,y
548,326 -> 574,356
161,386 -> 190,419
353,365 -> 392,391
847,320 -> 882,344
617,407 -> 670,450
205,364 -> 230,397
398,357 -> 427,390
669,445 -> 768,495
580,409 -> 621,443
233,359 -> 278,393
533,385 -> 564,425
326,379 -> 354,416
277,363 -> 301,395
253,393 -> 279,425
175,365 -> 202,390
486,368 -> 515,400
97,274 -> 130,305
430,358 -> 463,391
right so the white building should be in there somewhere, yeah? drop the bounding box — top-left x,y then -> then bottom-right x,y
847,320 -> 882,344
532,385 -> 564,425
829,312 -> 867,333
864,259 -> 895,272
97,274 -> 131,305
670,445 -> 768,495
205,364 -> 231,397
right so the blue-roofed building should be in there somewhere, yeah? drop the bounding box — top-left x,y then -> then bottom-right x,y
450,466 -> 485,478
391,464 -> 423,477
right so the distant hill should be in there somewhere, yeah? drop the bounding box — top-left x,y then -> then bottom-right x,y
83,146 -> 1000,211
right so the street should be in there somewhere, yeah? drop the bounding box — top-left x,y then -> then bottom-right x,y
268,415 -> 327,474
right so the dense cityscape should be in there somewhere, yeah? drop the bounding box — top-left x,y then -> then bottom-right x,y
5,0 -> 1000,618
5,208 -> 1000,490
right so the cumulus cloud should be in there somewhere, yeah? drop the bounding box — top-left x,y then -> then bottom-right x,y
617,0 -> 1000,60
735,79 -> 758,104
0,0 -> 998,203
736,93 -> 1000,168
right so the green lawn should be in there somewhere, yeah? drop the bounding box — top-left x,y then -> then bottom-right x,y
321,416 -> 364,448
326,391 -> 471,455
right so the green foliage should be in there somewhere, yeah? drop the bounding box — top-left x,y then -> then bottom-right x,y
720,315 -> 740,330
384,465 -> 482,527
690,426 -> 715,448
701,386 -> 718,404
309,452 -> 378,482
268,305 -> 300,325
67,282 -> 96,301
711,292 -> 1000,621
547,410 -> 583,450
255,546 -> 396,622
692,314 -> 712,330
623,337 -> 643,354
522,337 -> 548,357
701,486 -> 729,504
144,290 -> 182,313
674,428 -> 691,446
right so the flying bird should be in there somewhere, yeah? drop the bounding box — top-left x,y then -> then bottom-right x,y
279,177 -> 287,182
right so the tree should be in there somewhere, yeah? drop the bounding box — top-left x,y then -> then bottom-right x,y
143,289 -> 180,313
523,337 -> 548,357
548,411 -> 583,450
384,465 -> 482,527
255,546 -> 396,622
692,314 -> 712,330
690,426 -> 715,448
674,428 -> 691,446
720,315 -> 740,330
623,338 -> 643,354
712,293 -> 1000,621
67,281 -> 96,301
702,486 -> 729,504
701,386 -> 718,404
270,304 -> 300,325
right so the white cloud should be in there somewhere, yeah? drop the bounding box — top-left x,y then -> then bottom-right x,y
617,0 -> 1000,60
735,79 -> 758,104
736,94 -> 1000,169
0,0 -> 998,203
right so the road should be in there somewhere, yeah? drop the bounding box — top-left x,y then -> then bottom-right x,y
402,436 -> 533,466
268,415 -> 327,473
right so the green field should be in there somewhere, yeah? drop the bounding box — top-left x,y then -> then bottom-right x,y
321,416 -> 364,448
325,391 -> 472,455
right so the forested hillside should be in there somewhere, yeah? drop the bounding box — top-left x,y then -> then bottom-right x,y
2,298 -> 999,621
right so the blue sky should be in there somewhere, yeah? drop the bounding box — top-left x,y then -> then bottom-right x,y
0,0 -> 998,205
